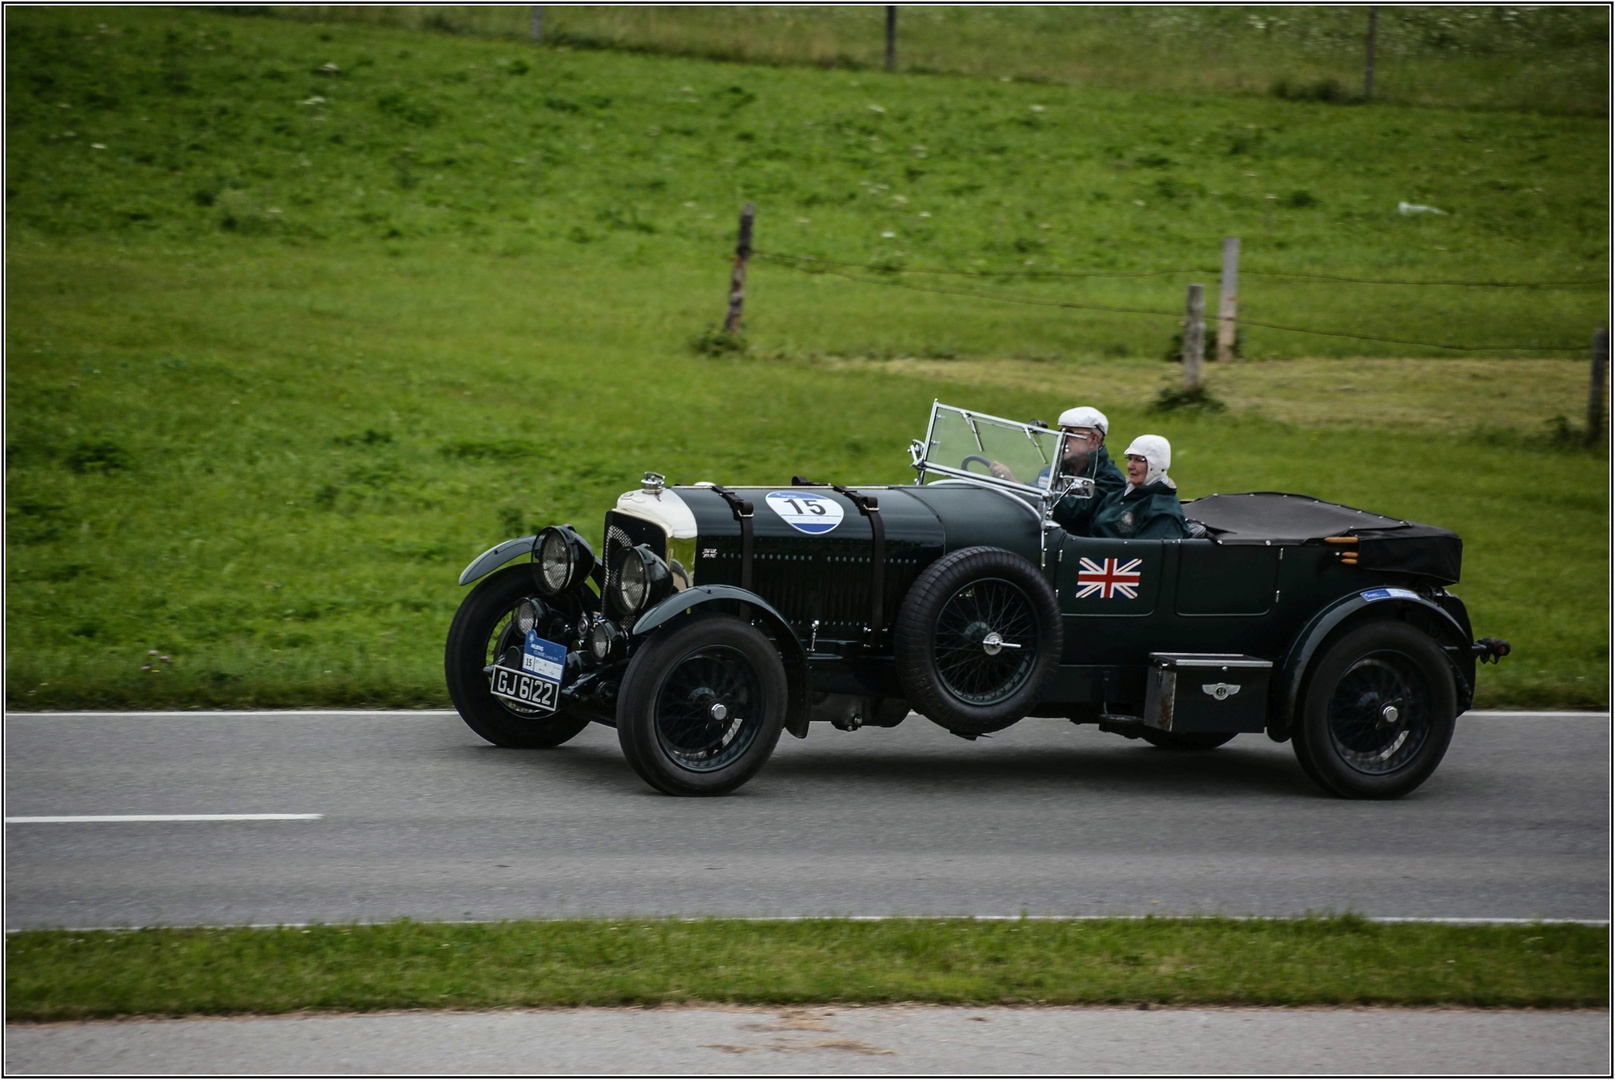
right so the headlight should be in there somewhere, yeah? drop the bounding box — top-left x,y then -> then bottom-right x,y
612,544 -> 672,615
588,619 -> 622,661
620,551 -> 648,611
515,598 -> 545,635
532,526 -> 595,597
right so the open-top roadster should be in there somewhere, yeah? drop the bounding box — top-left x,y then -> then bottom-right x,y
447,402 -> 1509,798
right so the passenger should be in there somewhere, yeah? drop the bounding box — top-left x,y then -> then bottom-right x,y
1088,434 -> 1190,540
1049,406 -> 1127,534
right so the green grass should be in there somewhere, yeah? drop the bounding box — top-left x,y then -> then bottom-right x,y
7,7 -> 1605,354
5,7 -> 1607,710
283,6 -> 1610,116
6,917 -> 1606,1021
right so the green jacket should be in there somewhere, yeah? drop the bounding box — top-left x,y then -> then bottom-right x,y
1050,445 -> 1127,534
1089,480 -> 1190,540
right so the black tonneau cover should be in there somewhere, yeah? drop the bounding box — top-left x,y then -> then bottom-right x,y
1183,492 -> 1462,585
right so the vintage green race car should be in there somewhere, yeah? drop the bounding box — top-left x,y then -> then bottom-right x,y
446,402 -> 1509,798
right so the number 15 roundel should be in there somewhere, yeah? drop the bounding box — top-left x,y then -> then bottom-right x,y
765,490 -> 845,535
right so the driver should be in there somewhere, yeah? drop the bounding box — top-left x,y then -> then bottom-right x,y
1088,434 -> 1190,540
1049,406 -> 1126,534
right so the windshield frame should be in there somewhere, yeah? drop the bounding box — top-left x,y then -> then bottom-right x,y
910,401 -> 1090,502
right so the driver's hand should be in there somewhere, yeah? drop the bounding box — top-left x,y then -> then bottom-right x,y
988,461 -> 1015,481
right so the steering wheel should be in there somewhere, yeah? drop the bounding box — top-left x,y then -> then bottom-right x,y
961,454 -> 994,474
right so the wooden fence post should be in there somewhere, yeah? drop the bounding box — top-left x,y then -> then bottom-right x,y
1182,283 -> 1205,388
1216,236 -> 1239,363
885,7 -> 897,72
530,6 -> 542,43
1588,328 -> 1607,447
1364,6 -> 1378,101
724,203 -> 756,336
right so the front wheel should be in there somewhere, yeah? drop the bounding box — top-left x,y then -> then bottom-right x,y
444,565 -> 591,749
1292,621 -> 1457,799
616,614 -> 788,796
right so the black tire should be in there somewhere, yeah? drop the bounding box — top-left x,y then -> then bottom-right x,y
894,546 -> 1062,736
1292,620 -> 1457,799
616,614 -> 787,796
1138,730 -> 1237,751
445,565 -> 591,749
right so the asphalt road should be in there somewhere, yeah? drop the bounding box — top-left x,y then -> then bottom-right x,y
8,1006 -> 1609,1075
5,710 -> 1608,928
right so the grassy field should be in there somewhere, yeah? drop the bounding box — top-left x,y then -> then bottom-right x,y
5,7 -> 1608,710
7,917 -> 1606,1021
284,6 -> 1610,116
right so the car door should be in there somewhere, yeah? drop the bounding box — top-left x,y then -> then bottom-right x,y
1175,540 -> 1280,616
1055,535 -> 1172,665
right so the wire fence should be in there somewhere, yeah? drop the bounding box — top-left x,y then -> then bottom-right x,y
754,251 -> 1597,354
756,252 -> 1605,290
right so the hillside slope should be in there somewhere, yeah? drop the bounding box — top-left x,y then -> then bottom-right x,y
5,8 -> 1606,709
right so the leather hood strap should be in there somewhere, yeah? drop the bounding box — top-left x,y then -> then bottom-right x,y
709,486 -> 755,590
791,478 -> 886,645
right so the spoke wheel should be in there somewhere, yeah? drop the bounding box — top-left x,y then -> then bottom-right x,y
932,580 -> 1038,706
895,546 -> 1061,736
1293,620 -> 1456,799
1325,655 -> 1431,775
445,565 -> 590,749
617,614 -> 787,796
653,645 -> 766,773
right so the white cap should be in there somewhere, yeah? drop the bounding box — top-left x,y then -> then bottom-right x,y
1056,406 -> 1108,435
1123,434 -> 1173,489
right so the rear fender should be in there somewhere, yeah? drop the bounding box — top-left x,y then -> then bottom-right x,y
1272,587 -> 1474,741
631,585 -> 813,739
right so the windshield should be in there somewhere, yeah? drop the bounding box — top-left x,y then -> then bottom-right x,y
914,403 -> 1065,492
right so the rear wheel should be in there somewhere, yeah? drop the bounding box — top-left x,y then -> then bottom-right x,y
616,614 -> 787,796
445,565 -> 591,749
1292,621 -> 1456,799
1138,730 -> 1236,751
894,546 -> 1062,736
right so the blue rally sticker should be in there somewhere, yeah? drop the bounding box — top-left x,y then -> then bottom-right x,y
765,490 -> 845,535
522,630 -> 566,682
1360,587 -> 1421,603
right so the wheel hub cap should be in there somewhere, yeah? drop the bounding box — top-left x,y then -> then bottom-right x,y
709,701 -> 729,722
1329,654 -> 1432,776
933,580 -> 1038,708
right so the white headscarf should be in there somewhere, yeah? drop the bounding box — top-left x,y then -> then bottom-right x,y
1056,406 -> 1109,435
1123,434 -> 1174,491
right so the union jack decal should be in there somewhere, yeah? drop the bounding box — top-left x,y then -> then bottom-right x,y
1076,556 -> 1143,600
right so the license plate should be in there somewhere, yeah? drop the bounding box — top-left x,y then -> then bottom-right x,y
490,664 -> 559,713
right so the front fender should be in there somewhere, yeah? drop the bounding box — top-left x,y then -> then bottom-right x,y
1272,587 -> 1474,741
632,586 -> 812,739
458,536 -> 535,587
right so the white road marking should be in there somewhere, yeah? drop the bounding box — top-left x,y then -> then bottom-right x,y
5,814 -> 323,824
1465,710 -> 1612,718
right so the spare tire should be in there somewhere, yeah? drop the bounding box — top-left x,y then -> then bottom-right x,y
894,546 -> 1062,736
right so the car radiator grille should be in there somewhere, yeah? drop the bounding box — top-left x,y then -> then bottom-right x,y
603,511 -> 669,628
698,536 -> 937,638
